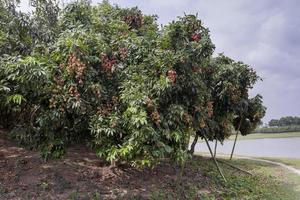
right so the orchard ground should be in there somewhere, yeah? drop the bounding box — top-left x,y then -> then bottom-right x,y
1,133 -> 299,200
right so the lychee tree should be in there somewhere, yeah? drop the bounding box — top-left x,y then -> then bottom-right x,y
0,0 -> 265,171
88,11 -> 216,166
187,54 -> 266,160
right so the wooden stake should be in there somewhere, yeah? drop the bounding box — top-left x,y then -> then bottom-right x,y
230,132 -> 238,160
230,119 -> 242,160
217,159 -> 253,176
203,133 -> 227,182
214,139 -> 217,158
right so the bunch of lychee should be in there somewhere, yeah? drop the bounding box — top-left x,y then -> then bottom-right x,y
68,85 -> 81,101
100,53 -> 117,73
167,69 -> 177,86
67,53 -> 86,85
191,32 -> 201,41
207,101 -> 214,118
119,47 -> 128,61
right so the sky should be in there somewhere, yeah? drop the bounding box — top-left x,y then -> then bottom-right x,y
18,0 -> 300,123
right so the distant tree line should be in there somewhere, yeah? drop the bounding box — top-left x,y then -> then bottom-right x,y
253,116 -> 300,133
253,125 -> 300,133
268,116 -> 300,127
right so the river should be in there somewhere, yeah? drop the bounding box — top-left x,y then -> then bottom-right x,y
195,137 -> 300,158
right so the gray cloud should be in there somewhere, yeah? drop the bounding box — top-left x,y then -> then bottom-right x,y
19,0 -> 300,122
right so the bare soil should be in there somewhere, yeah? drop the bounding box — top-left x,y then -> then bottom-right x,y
0,135 -> 208,200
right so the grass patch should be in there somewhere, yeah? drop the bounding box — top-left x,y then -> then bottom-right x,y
147,157 -> 300,199
259,157 -> 300,169
228,158 -> 300,195
229,132 -> 300,140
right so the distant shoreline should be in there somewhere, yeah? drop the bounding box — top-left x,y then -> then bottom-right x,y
191,132 -> 300,143
228,131 -> 300,140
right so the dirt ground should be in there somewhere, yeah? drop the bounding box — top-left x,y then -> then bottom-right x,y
0,135 -> 208,200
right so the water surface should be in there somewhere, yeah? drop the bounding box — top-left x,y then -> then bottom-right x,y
195,137 -> 300,158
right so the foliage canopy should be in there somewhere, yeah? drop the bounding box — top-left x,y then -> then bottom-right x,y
0,0 -> 265,166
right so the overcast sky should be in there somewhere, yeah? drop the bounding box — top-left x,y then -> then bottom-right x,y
19,0 -> 300,123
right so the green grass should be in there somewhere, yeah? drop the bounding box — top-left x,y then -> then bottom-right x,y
229,157 -> 300,196
200,152 -> 300,170
148,156 -> 300,200
229,131 -> 300,140
259,157 -> 300,170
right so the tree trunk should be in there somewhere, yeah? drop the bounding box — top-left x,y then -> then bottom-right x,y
188,133 -> 199,156
176,161 -> 186,187
110,160 -> 116,168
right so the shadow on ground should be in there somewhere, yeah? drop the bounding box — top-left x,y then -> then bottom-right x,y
0,137 -> 209,199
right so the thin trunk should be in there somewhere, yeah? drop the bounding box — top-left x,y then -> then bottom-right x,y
189,134 -> 199,155
176,160 -> 186,198
230,119 -> 242,160
214,139 -> 217,158
176,161 -> 186,186
203,133 -> 227,182
110,160 -> 116,168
